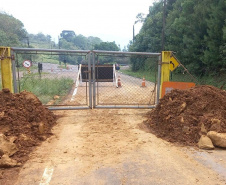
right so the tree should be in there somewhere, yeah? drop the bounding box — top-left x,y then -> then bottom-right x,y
60,30 -> 76,42
94,41 -> 120,64
128,0 -> 226,76
203,0 -> 226,75
0,12 -> 27,46
94,41 -> 120,51
73,34 -> 88,50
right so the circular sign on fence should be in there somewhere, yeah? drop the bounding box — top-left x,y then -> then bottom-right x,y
23,60 -> 32,68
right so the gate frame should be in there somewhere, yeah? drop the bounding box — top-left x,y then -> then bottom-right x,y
92,50 -> 161,109
0,47 -> 170,110
10,47 -> 92,110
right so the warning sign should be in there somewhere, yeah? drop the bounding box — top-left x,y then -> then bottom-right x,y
169,56 -> 180,71
161,81 -> 195,98
23,60 -> 32,68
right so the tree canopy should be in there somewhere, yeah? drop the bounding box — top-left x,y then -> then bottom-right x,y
129,0 -> 226,76
0,12 -> 27,46
94,41 -> 120,51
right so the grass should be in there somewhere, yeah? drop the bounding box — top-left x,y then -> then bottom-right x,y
171,72 -> 226,89
16,65 -> 38,72
121,68 -> 226,90
120,68 -> 158,83
41,54 -> 59,64
20,74 -> 74,104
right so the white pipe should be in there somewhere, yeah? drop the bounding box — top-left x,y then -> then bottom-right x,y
70,64 -> 82,101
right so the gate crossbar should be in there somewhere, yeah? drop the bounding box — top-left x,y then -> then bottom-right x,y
9,48 -> 162,110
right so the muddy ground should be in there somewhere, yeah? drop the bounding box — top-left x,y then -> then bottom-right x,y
0,109 -> 225,184
0,85 -> 226,184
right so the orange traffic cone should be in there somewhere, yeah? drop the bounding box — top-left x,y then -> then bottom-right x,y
118,76 -> 122,87
142,77 -> 146,87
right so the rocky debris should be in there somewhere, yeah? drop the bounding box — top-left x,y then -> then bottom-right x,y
0,155 -> 19,168
54,95 -> 60,100
146,85 -> 226,146
38,122 -> 45,134
207,131 -> 226,148
0,89 -> 56,165
0,133 -> 18,157
198,135 -> 214,150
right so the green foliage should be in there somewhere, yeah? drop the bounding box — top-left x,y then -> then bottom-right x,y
20,74 -> 74,104
129,2 -> 163,71
73,34 -> 88,50
120,68 -> 157,83
94,41 -> 120,64
59,30 -> 102,51
94,41 -> 120,51
129,0 -> 226,77
0,12 -> 27,46
61,30 -> 76,42
58,30 -> 103,64
203,0 -> 226,75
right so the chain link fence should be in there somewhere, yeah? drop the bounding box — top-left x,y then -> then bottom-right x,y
13,49 -> 90,108
92,51 -> 160,108
169,63 -> 226,90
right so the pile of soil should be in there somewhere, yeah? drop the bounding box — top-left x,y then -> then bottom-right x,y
0,88 -> 56,164
146,85 -> 226,146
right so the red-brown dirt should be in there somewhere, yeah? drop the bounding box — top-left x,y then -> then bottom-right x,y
0,88 -> 56,164
146,85 -> 226,145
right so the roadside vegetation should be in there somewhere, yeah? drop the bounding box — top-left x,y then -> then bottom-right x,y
19,74 -> 74,104
121,67 -> 226,90
129,0 -> 226,89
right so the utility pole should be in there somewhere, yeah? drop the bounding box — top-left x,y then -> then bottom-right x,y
133,20 -> 138,43
133,24 -> 135,43
58,36 -> 60,49
162,0 -> 166,51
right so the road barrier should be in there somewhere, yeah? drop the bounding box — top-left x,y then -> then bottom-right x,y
1,47 -> 195,110
141,77 -> 146,87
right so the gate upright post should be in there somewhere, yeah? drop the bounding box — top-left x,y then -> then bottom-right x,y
11,50 -> 18,93
160,51 -> 171,97
92,52 -> 96,108
0,47 -> 14,92
157,55 -> 162,104
88,52 -> 92,108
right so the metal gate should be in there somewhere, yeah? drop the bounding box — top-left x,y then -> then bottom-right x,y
9,48 -> 161,109
11,48 -> 92,110
92,50 -> 161,109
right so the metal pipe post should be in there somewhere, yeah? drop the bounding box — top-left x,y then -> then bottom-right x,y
88,53 -> 92,108
0,47 -> 14,92
92,53 -> 96,108
11,50 -> 18,93
156,55 -> 162,104
160,51 -> 171,97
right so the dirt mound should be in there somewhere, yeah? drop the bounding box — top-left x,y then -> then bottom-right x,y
146,85 -> 226,146
0,89 -> 56,164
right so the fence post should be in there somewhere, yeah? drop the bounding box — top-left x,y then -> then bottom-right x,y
0,47 -> 14,92
160,51 -> 171,96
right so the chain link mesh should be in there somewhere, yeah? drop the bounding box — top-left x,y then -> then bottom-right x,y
16,53 -> 88,106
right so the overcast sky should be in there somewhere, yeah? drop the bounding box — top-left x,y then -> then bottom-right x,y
1,0 -> 155,49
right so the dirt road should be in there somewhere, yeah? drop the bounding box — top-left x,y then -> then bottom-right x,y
13,109 -> 226,185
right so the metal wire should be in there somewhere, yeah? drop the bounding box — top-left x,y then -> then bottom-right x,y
12,48 -> 160,109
